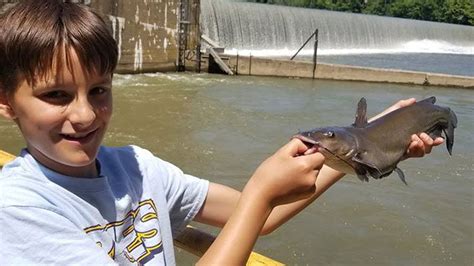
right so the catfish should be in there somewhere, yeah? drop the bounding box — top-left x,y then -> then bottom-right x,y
293,97 -> 457,184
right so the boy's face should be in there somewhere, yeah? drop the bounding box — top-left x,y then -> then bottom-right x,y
0,49 -> 113,177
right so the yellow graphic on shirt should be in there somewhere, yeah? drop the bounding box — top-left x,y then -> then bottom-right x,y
83,199 -> 162,263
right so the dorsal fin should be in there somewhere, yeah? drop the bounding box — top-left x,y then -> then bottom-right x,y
353,98 -> 368,128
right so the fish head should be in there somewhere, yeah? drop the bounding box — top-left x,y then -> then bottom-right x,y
293,126 -> 359,174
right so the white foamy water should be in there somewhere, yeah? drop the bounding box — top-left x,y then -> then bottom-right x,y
223,39 -> 473,57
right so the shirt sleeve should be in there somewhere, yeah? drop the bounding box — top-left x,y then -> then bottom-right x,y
151,159 -> 209,235
0,206 -> 117,265
163,169 -> 209,235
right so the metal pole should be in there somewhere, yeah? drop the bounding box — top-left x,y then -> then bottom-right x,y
291,29 -> 318,61
195,0 -> 201,73
236,53 -> 239,75
178,0 -> 189,72
196,43 -> 201,73
312,29 -> 318,79
249,53 -> 252,76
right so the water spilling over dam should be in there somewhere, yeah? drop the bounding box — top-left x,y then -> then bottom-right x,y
201,0 -> 474,57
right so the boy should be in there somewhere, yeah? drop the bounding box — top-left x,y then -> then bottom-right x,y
0,0 -> 441,265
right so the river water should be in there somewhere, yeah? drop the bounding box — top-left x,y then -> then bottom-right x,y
1,73 -> 473,265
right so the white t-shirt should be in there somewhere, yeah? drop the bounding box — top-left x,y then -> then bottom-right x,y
0,145 -> 209,265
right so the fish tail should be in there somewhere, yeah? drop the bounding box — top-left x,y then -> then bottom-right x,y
445,108 -> 458,155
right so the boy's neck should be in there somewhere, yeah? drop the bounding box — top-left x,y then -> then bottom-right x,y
27,146 -> 99,178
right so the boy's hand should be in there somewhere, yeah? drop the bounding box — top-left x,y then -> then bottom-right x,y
246,138 -> 325,207
370,98 -> 444,159
405,132 -> 443,158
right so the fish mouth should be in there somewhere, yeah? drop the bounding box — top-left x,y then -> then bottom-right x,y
292,134 -> 355,170
292,134 -> 320,155
292,134 -> 318,146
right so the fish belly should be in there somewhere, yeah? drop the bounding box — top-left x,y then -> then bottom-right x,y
323,152 -> 356,174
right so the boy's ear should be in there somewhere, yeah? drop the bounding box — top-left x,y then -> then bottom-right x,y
0,93 -> 17,120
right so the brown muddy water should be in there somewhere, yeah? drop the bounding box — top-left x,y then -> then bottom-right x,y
1,73 -> 472,265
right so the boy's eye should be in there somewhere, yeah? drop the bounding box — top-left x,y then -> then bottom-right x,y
40,90 -> 71,103
90,87 -> 109,96
43,91 -> 68,98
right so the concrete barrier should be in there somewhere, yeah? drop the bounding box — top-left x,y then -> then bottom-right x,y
214,55 -> 474,89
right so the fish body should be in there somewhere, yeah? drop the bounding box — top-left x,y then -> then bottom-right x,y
295,97 -> 457,183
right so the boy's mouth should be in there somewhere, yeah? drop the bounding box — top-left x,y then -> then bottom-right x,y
60,129 -> 98,143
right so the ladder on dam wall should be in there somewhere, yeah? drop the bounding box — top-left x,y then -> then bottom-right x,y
201,34 -> 234,75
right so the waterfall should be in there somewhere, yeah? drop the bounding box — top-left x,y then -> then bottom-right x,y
201,0 -> 474,56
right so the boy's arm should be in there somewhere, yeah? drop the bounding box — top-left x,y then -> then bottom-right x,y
197,139 -> 325,265
194,165 -> 341,233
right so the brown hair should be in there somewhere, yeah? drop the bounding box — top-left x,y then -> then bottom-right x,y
0,0 -> 118,95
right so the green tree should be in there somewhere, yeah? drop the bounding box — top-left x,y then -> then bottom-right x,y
441,0 -> 474,25
244,0 -> 474,25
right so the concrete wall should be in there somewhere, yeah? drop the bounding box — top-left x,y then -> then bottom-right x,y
1,0 -> 201,73
215,55 -> 474,89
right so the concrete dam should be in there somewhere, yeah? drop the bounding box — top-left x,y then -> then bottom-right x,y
1,0 -> 473,87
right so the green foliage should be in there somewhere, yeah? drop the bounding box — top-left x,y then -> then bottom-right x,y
244,0 -> 474,25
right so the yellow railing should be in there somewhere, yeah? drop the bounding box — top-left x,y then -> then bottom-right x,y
0,150 -> 15,166
0,149 -> 283,265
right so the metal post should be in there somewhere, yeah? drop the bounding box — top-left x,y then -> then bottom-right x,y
236,53 -> 239,75
194,0 -> 201,73
178,0 -> 189,72
312,29 -> 318,79
291,29 -> 318,61
196,43 -> 201,73
249,53 -> 252,76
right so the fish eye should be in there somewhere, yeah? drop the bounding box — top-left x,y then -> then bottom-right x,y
324,131 -> 335,138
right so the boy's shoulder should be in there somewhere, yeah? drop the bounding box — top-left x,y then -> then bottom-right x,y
0,152 -> 64,210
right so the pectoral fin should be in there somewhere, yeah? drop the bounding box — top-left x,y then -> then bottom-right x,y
357,174 -> 369,182
353,166 -> 369,182
352,153 -> 383,179
352,155 -> 407,184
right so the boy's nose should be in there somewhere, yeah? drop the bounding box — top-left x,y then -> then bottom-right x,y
67,98 -> 96,128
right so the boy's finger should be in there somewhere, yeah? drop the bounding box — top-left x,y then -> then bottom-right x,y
418,133 -> 434,154
407,134 -> 424,158
282,138 -> 313,156
298,152 -> 325,170
433,137 -> 444,145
